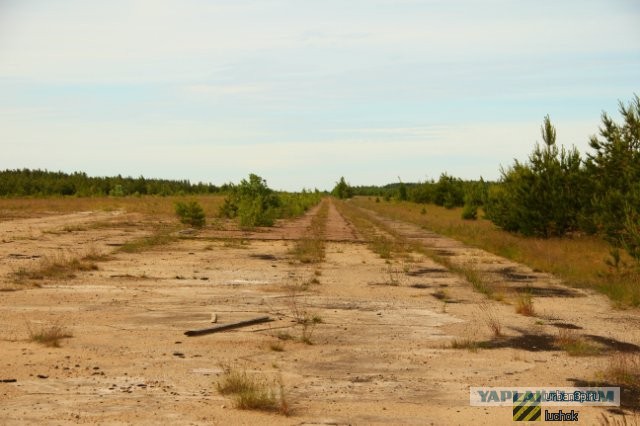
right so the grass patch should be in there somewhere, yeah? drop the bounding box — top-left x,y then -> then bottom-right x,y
352,197 -> 640,307
478,301 -> 502,337
432,289 -> 449,300
450,338 -> 479,352
269,342 -> 284,352
382,264 -> 404,286
602,352 -> 640,390
336,199 -> 506,301
10,250 -> 107,283
427,251 -> 500,300
515,292 -> 536,316
371,236 -> 393,259
292,238 -> 325,263
555,329 -> 602,356
291,200 -> 329,263
217,366 -> 289,415
333,199 -> 412,260
119,228 -> 178,253
221,238 -> 251,249
0,195 -> 225,220
28,324 -> 72,347
276,331 -> 294,341
459,265 -> 496,298
284,283 -> 322,344
598,413 -> 640,425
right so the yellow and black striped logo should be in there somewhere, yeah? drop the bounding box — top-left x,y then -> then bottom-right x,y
513,391 -> 541,421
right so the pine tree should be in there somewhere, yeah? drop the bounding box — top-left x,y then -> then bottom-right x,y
331,177 -> 353,199
485,116 -> 584,237
584,95 -> 640,261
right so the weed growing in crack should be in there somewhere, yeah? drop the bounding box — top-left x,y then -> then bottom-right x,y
515,292 -> 535,316
285,284 -> 322,344
478,301 -> 502,337
383,264 -> 404,286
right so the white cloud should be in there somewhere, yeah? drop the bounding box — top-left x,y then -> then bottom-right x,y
0,113 -> 600,190
0,0 -> 636,189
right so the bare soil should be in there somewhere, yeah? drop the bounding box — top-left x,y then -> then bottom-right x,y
0,199 -> 638,425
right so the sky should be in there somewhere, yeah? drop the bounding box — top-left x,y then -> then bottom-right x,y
1,0 -> 638,191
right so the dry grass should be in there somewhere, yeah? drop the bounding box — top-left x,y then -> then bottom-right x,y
382,264 -> 405,286
0,195 -> 225,220
269,341 -> 284,352
336,199 -> 509,301
334,200 -> 405,260
555,329 -> 602,356
220,237 -> 251,249
291,200 -> 328,263
28,323 -> 73,347
425,249 -> 501,300
450,338 -> 479,352
478,301 -> 502,337
217,366 -> 289,415
284,283 -> 322,344
276,331 -> 294,341
598,413 -> 640,426
353,197 -> 640,307
515,292 -> 536,316
10,250 -> 108,283
119,227 -> 179,253
602,352 -> 640,390
457,264 -> 497,298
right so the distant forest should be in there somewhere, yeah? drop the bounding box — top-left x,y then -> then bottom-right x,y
0,169 -> 221,197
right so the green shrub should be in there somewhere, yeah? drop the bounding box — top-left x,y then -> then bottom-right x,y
220,175 -> 322,229
397,180 -> 408,201
461,203 -> 478,220
434,173 -> 464,208
331,177 -> 353,199
220,174 -> 281,228
175,200 -> 206,228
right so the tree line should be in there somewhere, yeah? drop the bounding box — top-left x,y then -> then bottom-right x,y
333,94 -> 640,263
0,169 -> 221,197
